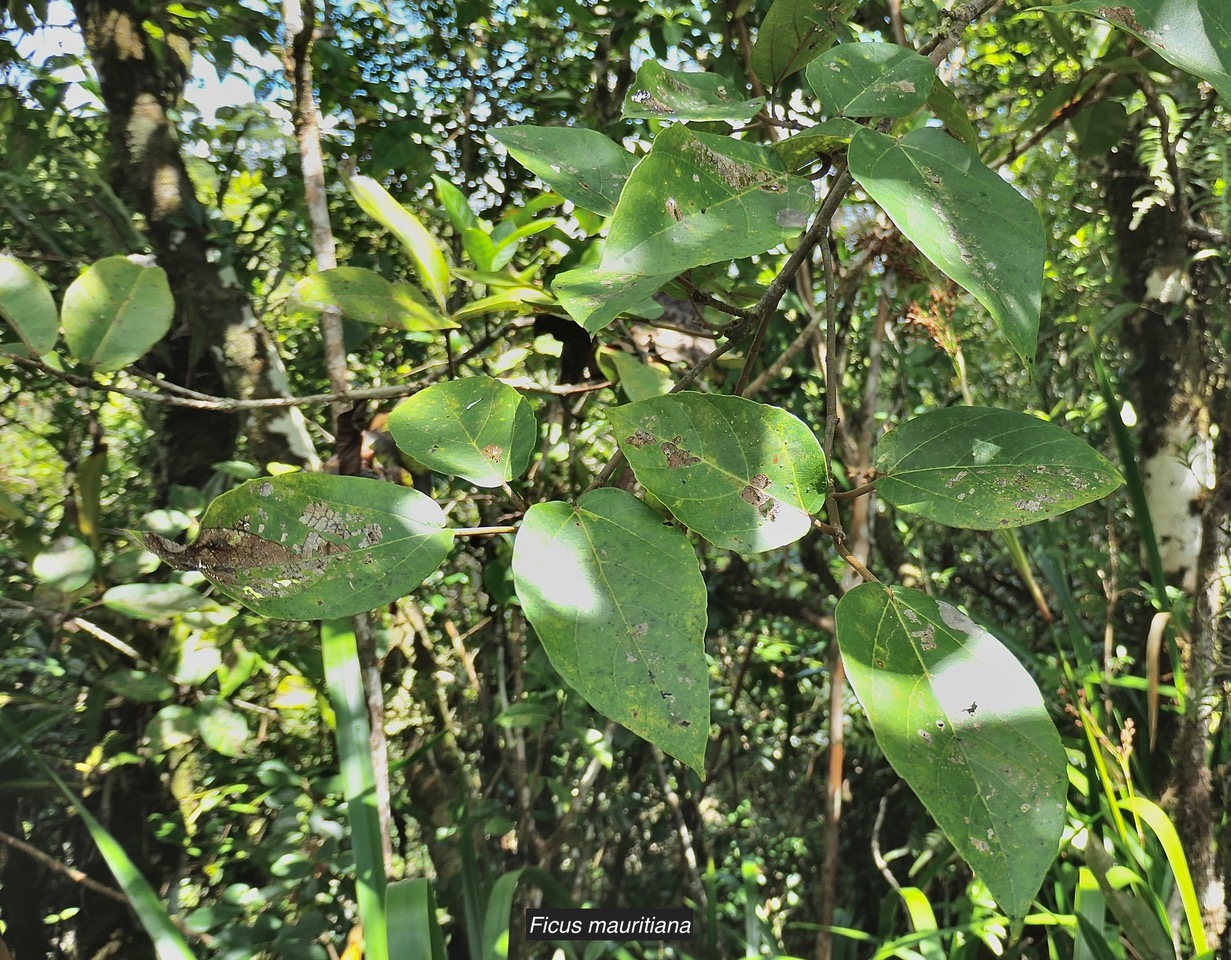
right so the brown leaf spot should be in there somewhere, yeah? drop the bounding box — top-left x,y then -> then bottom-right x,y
482,444 -> 503,461
661,435 -> 700,468
626,428 -> 656,449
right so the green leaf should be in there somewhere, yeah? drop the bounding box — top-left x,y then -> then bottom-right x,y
493,702 -> 554,729
286,266 -> 456,331
926,79 -> 980,148
102,668 -> 176,703
322,619 -> 388,960
482,869 -> 526,960
512,488 -> 709,772
491,125 -> 638,217
387,878 -> 447,960
806,41 -> 935,117
388,376 -> 537,487
773,117 -> 862,172
0,253 -> 58,355
606,349 -> 674,401
433,174 -> 482,233
751,0 -> 855,87
608,392 -> 827,554
145,705 -> 197,753
450,286 -> 556,323
874,407 -> 1123,529
140,474 -> 453,620
347,174 -> 452,312
553,124 -> 812,333
623,61 -> 766,121
61,256 -> 173,371
462,227 -> 497,271
1049,0 -> 1230,100
195,700 -> 249,757
849,127 -> 1044,363
102,582 -> 213,620
835,583 -> 1067,924
1119,796 -> 1210,954
31,535 -> 94,591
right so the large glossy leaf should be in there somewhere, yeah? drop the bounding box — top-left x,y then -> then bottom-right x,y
388,377 -> 538,487
623,61 -> 765,121
849,127 -> 1044,363
875,406 -> 1123,529
491,126 -> 638,217
553,124 -> 813,333
286,266 -> 456,331
512,488 -> 709,772
0,254 -> 58,356
140,474 -> 453,619
347,174 -> 452,312
806,41 -> 935,117
1051,0 -> 1230,100
835,583 -> 1067,925
61,256 -> 173,371
607,392 -> 827,553
750,0 -> 856,88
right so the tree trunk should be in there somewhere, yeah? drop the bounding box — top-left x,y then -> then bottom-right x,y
1104,119 -> 1227,949
69,0 -> 317,490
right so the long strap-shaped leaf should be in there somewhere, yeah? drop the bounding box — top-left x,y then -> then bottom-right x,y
0,713 -> 196,960
322,619 -> 389,960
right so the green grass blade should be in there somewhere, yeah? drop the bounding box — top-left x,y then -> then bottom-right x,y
1073,867 -> 1110,960
1119,796 -> 1209,954
321,619 -> 388,960
0,713 -> 195,960
387,877 -> 447,960
482,868 -> 525,960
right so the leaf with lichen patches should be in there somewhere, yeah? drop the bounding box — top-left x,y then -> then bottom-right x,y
836,583 -> 1067,927
849,127 -> 1044,364
751,0 -> 857,88
608,392 -> 827,554
553,124 -> 812,333
623,61 -> 765,121
512,489 -> 709,772
141,474 -> 452,620
874,406 -> 1122,529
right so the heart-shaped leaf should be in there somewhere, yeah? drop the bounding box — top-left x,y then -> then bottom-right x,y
491,126 -> 638,217
806,41 -> 935,117
1049,0 -> 1230,100
751,0 -> 856,88
836,583 -> 1067,925
849,127 -> 1043,363
286,266 -> 456,331
623,61 -> 766,121
0,254 -> 58,356
608,392 -> 827,553
875,406 -> 1122,528
388,377 -> 538,487
62,256 -> 173,371
513,488 -> 709,772
346,174 -> 452,312
553,124 -> 812,333
141,474 -> 453,619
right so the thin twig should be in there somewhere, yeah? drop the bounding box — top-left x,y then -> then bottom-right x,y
0,827 -> 129,905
